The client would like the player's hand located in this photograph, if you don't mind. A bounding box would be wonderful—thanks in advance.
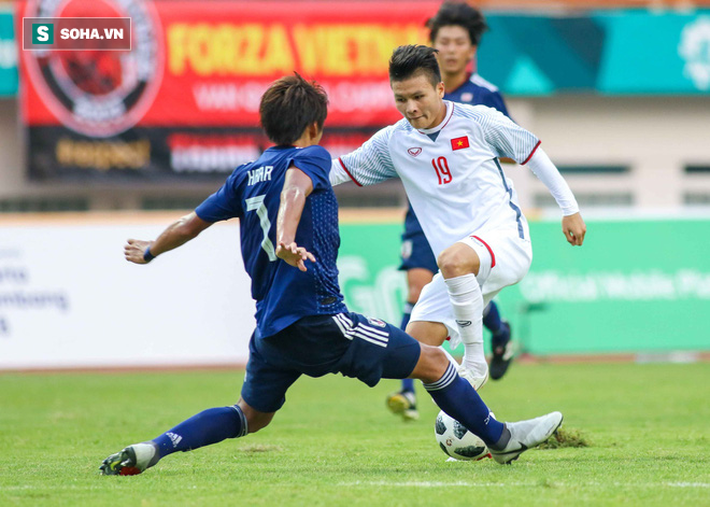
[125,239,152,264]
[562,213,586,246]
[276,241,316,272]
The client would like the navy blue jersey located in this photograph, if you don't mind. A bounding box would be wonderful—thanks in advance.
[403,73,510,243]
[195,145,347,338]
[445,73,510,118]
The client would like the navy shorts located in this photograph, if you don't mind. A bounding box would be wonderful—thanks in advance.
[240,312,421,413]
[400,230,438,273]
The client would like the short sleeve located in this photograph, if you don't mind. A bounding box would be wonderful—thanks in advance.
[469,106,539,164]
[195,170,244,223]
[290,145,332,190]
[338,126,398,186]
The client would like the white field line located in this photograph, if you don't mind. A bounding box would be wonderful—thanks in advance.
[1,482,708,492]
[338,481,710,489]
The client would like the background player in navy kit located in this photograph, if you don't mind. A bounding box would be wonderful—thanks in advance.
[99,74,563,475]
[389,2,514,421]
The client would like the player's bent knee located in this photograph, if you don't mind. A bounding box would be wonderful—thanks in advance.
[437,245,480,278]
[406,321,448,346]
[410,344,448,384]
[237,400,275,434]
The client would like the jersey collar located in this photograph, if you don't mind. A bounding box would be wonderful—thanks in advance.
[417,101,454,136]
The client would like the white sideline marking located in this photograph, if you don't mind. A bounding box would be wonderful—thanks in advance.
[339,481,710,489]
[1,482,708,492]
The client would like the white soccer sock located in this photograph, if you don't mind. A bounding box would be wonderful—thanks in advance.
[444,274,487,377]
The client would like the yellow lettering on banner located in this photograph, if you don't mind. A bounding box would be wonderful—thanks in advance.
[168,23,189,75]
[188,24,212,76]
[214,24,237,75]
[293,23,425,76]
[56,139,150,171]
[168,22,425,77]
[292,24,325,75]
[237,24,263,75]
[262,24,294,74]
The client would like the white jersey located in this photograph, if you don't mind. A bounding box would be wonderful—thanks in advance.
[331,101,540,258]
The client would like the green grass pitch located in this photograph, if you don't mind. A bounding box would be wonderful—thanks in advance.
[1,362,708,506]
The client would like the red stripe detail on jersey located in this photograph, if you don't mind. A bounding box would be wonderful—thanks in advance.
[338,158,362,187]
[521,140,541,165]
[472,235,496,268]
[441,102,455,130]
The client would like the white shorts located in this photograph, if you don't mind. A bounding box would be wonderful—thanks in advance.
[409,223,532,348]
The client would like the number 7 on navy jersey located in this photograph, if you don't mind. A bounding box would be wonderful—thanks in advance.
[245,195,277,261]
[432,157,452,185]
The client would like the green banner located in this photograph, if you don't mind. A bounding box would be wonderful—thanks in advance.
[0,7,16,97]
[479,10,710,95]
[338,219,710,355]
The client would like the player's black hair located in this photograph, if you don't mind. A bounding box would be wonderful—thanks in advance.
[259,73,328,146]
[389,45,441,88]
[427,1,488,46]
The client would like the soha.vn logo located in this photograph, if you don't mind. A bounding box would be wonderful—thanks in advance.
[24,0,164,137]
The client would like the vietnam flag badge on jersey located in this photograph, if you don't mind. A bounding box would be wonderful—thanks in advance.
[451,136,470,151]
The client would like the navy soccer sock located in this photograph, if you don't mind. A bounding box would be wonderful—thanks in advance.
[423,363,504,446]
[400,302,414,330]
[152,405,248,459]
[482,301,503,335]
[400,302,415,394]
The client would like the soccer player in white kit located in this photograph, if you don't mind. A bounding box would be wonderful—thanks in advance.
[330,45,586,388]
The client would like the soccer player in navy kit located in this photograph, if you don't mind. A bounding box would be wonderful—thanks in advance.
[100,74,562,475]
[389,2,515,421]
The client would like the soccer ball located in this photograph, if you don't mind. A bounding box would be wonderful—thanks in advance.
[434,410,490,461]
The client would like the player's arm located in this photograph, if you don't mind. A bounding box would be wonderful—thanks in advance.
[476,106,586,246]
[275,165,316,272]
[124,212,212,265]
[329,127,397,187]
[525,148,586,246]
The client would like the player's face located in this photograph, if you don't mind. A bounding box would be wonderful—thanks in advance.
[392,73,446,130]
[433,25,476,77]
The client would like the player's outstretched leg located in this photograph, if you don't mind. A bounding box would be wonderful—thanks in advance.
[387,302,419,420]
[413,344,561,465]
[100,404,253,476]
[483,302,515,380]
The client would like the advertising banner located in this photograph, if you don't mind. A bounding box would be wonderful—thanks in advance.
[18,0,436,181]
[0,216,254,370]
[0,7,16,97]
[1,214,707,369]
[338,218,710,355]
[479,10,710,96]
[18,2,710,180]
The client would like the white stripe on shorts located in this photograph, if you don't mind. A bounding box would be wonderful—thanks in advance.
[352,331,388,348]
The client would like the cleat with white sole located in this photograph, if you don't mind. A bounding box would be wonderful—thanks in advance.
[490,411,563,465]
[99,442,159,476]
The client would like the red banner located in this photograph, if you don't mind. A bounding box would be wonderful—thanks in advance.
[18,0,437,180]
[20,0,437,132]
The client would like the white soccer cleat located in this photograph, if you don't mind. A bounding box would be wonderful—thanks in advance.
[100,442,159,476]
[490,411,563,465]
[457,365,489,391]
